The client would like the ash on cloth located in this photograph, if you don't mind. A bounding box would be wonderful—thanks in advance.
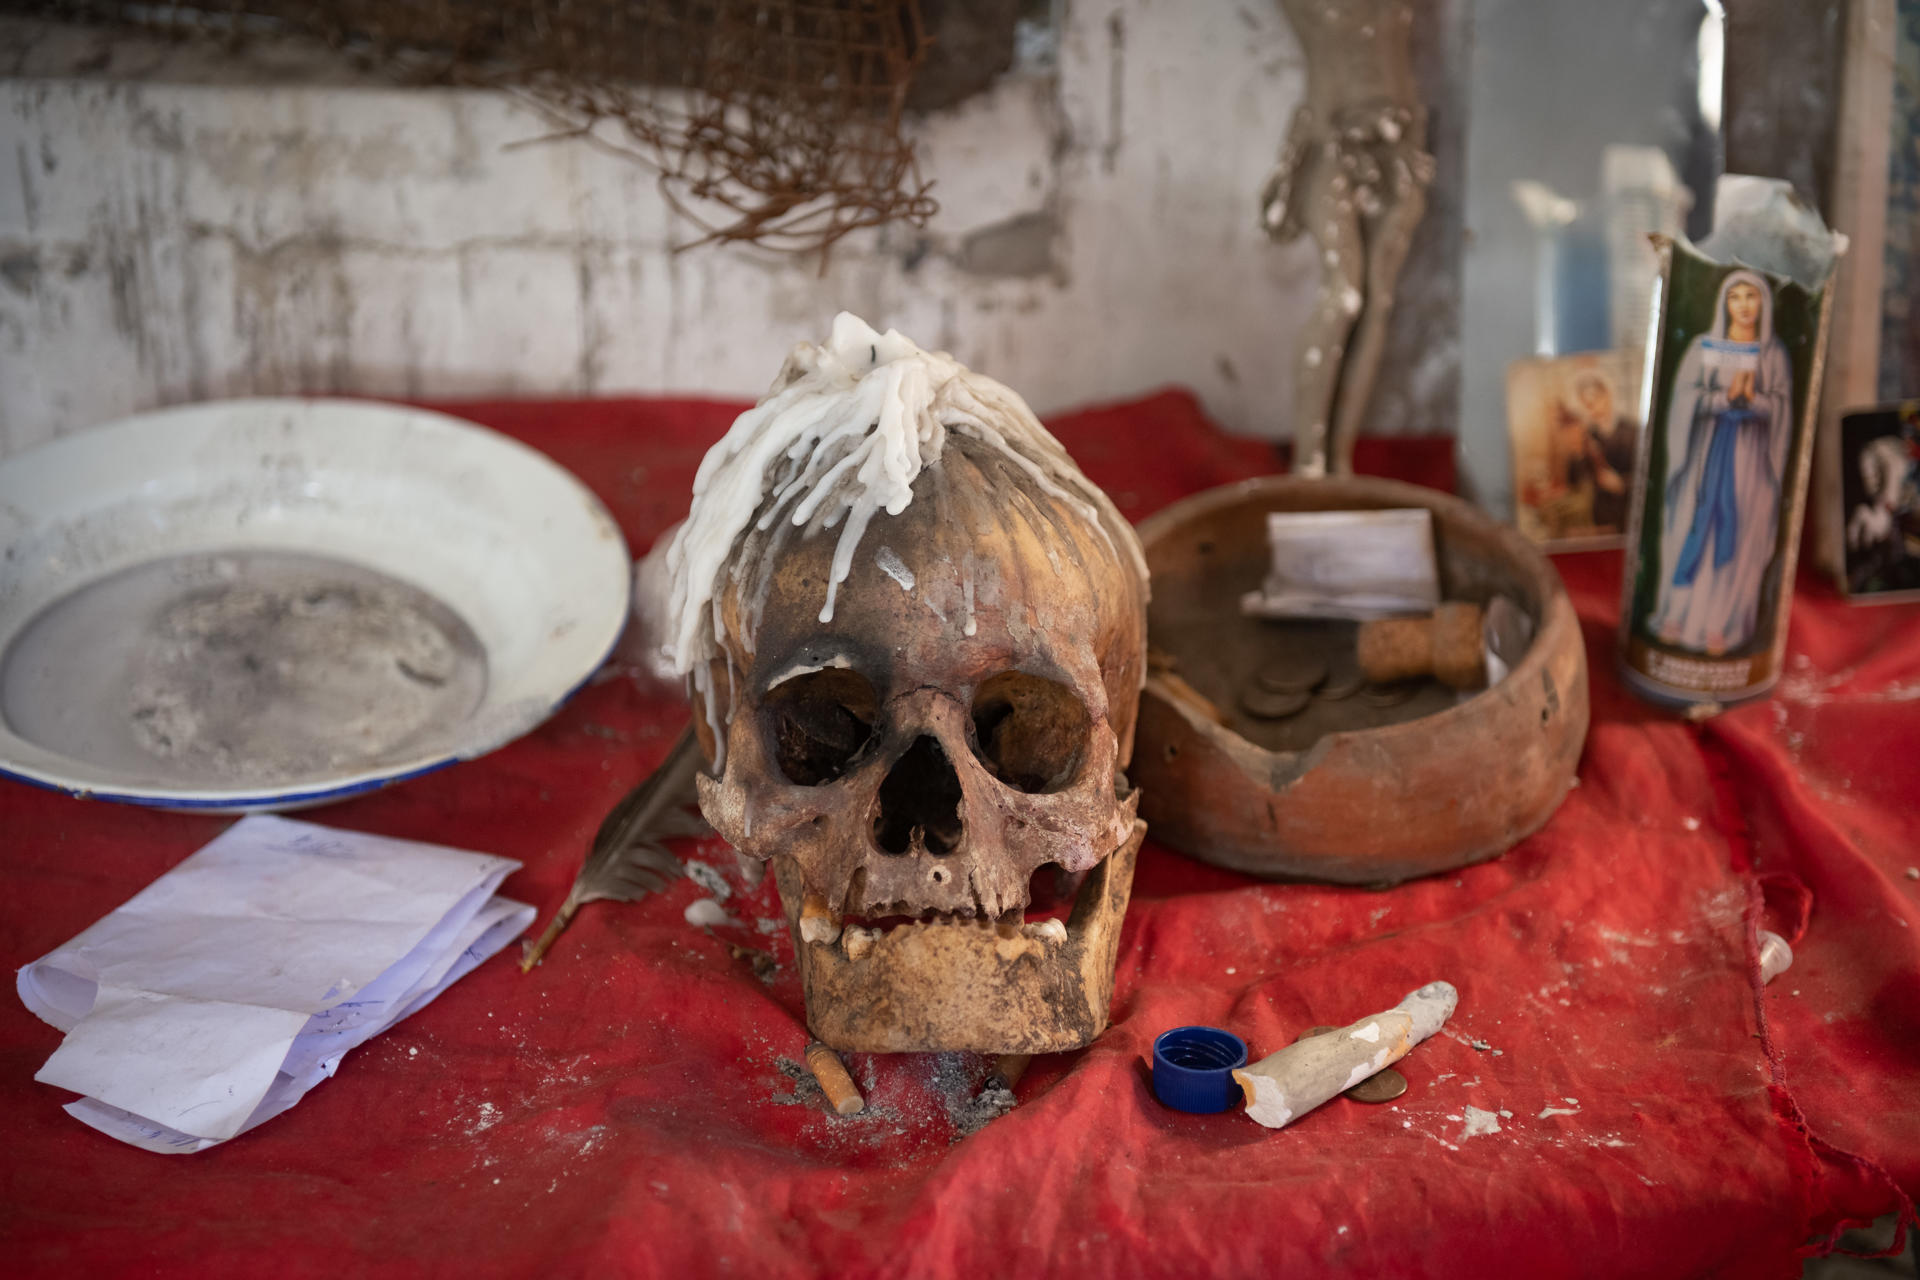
[1618,178,1844,708]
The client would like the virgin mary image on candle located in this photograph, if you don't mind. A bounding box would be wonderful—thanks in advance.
[1649,270,1793,655]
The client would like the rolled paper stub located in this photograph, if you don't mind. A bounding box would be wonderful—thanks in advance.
[1234,981,1458,1129]
[1152,1026,1249,1113]
[1757,930,1794,985]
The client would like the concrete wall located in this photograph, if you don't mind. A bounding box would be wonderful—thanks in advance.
[0,1,1462,461]
[1455,0,1720,514]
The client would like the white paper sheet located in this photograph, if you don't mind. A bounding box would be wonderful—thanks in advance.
[17,815,534,1153]
[1240,509,1442,621]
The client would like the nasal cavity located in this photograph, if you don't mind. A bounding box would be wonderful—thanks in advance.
[872,735,965,856]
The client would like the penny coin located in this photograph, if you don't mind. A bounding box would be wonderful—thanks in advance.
[1345,1068,1408,1103]
[1240,685,1311,719]
[1255,654,1327,694]
[1291,1026,1409,1102]
[1318,672,1364,701]
[1361,681,1417,707]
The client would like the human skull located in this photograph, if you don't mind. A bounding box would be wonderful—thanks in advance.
[666,314,1147,1053]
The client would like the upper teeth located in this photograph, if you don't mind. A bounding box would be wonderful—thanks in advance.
[799,891,841,945]
[799,914,842,945]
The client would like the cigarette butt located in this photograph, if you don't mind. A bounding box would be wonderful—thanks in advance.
[989,1053,1033,1090]
[1233,981,1457,1130]
[805,1042,865,1116]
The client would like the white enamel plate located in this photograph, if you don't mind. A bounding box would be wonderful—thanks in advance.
[0,398,630,811]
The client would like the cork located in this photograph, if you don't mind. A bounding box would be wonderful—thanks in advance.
[1357,602,1486,690]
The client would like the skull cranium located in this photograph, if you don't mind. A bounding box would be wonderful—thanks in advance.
[668,316,1147,1053]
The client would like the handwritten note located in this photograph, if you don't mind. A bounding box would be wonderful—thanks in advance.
[17,816,533,1154]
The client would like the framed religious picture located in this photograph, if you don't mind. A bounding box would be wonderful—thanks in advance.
[1506,350,1641,551]
[1838,402,1920,601]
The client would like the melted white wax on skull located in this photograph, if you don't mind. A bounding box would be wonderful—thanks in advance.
[873,545,916,593]
[664,314,1147,764]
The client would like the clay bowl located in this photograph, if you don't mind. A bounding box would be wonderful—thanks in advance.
[1130,474,1588,885]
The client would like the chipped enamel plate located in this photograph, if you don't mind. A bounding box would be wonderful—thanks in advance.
[0,398,629,811]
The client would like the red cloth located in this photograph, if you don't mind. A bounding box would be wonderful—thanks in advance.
[2,390,1913,1278]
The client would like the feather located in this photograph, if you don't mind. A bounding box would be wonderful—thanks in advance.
[521,722,708,970]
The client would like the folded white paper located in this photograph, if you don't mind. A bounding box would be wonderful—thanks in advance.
[1240,508,1442,621]
[18,815,534,1154]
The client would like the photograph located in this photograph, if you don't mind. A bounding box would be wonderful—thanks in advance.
[1840,401,1920,600]
[1506,350,1640,549]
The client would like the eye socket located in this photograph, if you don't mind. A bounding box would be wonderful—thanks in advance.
[970,671,1090,794]
[762,668,878,786]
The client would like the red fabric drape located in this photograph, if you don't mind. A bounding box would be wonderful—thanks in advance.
[2,391,1912,1278]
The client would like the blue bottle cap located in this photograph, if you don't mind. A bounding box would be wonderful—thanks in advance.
[1151,1025,1249,1114]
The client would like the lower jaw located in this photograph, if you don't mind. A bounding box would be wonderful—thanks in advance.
[775,820,1146,1055]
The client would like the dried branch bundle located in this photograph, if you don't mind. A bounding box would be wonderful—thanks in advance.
[40,0,939,255]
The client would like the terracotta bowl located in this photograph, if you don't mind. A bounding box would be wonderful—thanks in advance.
[1130,475,1588,885]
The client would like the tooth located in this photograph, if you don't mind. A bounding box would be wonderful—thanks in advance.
[1025,919,1068,944]
[843,926,879,960]
[799,891,841,945]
